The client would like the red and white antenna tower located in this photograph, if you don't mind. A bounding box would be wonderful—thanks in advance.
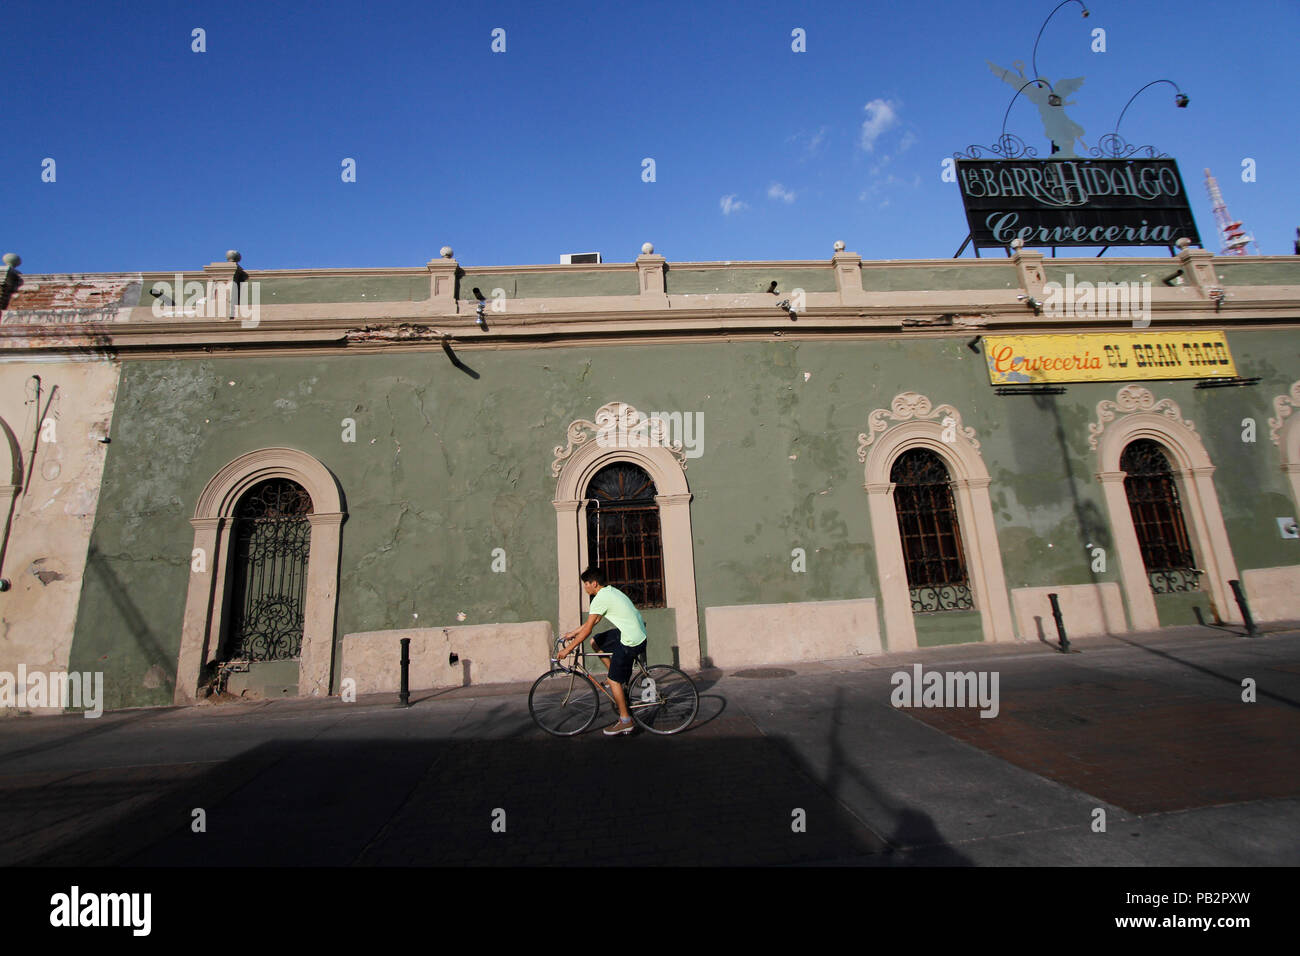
[1204,168,1259,255]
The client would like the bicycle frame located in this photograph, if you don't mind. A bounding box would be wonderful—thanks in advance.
[549,646,657,711]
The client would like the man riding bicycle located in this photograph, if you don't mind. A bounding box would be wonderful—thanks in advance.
[556,567,647,736]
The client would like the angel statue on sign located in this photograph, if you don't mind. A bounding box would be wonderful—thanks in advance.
[988,60,1086,157]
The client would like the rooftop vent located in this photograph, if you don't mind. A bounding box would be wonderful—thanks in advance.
[560,252,602,264]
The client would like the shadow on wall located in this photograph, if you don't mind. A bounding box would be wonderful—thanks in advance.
[81,544,176,702]
[1034,392,1111,568]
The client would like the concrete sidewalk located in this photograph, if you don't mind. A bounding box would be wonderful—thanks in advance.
[0,624,1296,866]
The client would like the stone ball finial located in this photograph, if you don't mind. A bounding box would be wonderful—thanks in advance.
[833,240,845,252]
[226,250,241,263]
[440,246,454,259]
[1175,237,1192,250]
[641,242,654,255]
[2,253,20,268]
[1010,238,1025,250]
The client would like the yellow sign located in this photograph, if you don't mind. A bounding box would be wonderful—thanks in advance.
[984,332,1236,385]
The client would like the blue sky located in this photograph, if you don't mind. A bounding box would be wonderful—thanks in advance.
[3,0,1296,272]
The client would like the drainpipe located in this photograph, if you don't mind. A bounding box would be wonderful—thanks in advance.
[0,259,27,590]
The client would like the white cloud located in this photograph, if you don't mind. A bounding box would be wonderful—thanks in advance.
[860,98,899,152]
[767,182,796,203]
[803,126,827,157]
[898,130,917,153]
[858,172,922,204]
[786,126,828,159]
[720,194,749,215]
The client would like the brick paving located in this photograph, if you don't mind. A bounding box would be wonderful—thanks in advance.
[907,672,1300,814]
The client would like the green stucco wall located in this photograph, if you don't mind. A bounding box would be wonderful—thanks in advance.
[257,274,430,304]
[457,270,638,299]
[664,268,836,295]
[861,264,1020,291]
[70,326,1300,708]
[1214,261,1300,286]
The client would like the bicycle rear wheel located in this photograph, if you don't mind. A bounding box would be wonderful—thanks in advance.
[627,665,698,734]
[529,669,600,736]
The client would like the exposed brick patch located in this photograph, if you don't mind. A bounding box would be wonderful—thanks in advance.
[1,274,141,323]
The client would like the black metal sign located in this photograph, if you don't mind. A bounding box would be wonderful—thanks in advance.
[957,158,1201,250]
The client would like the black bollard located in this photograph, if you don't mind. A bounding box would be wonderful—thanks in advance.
[399,637,411,706]
[1228,580,1260,638]
[1047,592,1070,653]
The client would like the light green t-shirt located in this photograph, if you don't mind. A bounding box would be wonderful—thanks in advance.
[588,585,647,647]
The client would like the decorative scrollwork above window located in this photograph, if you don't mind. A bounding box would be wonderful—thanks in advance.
[552,402,686,478]
[1089,385,1196,452]
[857,392,980,462]
[1268,381,1300,446]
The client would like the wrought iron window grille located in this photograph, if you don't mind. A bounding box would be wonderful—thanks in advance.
[225,479,313,662]
[585,463,666,608]
[1121,440,1200,593]
[891,449,974,613]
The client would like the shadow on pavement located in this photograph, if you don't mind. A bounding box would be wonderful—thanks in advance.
[3,705,968,866]
[1109,633,1300,709]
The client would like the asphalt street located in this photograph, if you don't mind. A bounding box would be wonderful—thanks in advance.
[1,623,1296,867]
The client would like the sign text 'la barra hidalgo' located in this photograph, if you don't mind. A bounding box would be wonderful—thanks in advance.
[957,158,1202,250]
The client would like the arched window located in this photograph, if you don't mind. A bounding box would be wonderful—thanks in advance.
[890,449,973,613]
[180,448,344,703]
[223,478,314,662]
[1121,439,1199,593]
[585,462,665,607]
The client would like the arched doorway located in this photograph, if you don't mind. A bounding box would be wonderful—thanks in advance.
[859,392,1015,651]
[177,448,345,703]
[1091,385,1239,629]
[552,403,700,669]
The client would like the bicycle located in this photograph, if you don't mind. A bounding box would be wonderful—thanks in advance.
[528,634,699,736]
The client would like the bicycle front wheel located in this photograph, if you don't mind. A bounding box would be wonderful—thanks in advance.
[529,669,600,737]
[627,665,698,734]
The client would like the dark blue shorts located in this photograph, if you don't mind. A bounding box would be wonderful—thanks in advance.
[594,629,646,684]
